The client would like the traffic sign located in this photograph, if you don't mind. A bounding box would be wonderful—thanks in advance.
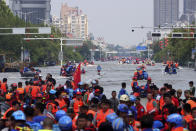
[58,51,63,61]
[136,46,147,51]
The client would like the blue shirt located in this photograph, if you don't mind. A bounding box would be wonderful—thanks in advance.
[33,116,47,125]
[118,88,129,99]
[26,121,42,131]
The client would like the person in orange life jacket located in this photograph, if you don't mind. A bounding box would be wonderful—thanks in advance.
[72,105,89,129]
[46,90,59,114]
[2,101,20,120]
[169,89,179,108]
[35,93,43,103]
[1,78,8,96]
[33,102,47,125]
[70,91,84,114]
[183,90,191,104]
[131,77,139,93]
[146,93,157,113]
[10,83,17,93]
[135,97,146,120]
[94,99,114,128]
[182,103,193,126]
[118,82,129,99]
[16,82,25,101]
[128,110,141,131]
[55,91,67,112]
[159,87,166,111]
[74,113,89,131]
[140,114,154,131]
[188,107,196,131]
[109,90,119,112]
[162,93,177,123]
[1,110,15,131]
[24,106,42,130]
[84,87,93,105]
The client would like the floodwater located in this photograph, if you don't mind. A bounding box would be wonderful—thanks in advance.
[1,61,196,100]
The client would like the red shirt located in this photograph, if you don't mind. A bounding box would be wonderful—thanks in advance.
[171,96,179,107]
[136,104,146,120]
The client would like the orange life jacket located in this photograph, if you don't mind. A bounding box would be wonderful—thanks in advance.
[72,113,78,129]
[183,114,193,123]
[1,83,7,93]
[46,102,58,114]
[159,96,165,110]
[55,98,67,112]
[16,88,24,94]
[96,109,114,127]
[73,98,84,113]
[25,85,30,94]
[2,107,15,120]
[171,127,186,131]
[31,86,40,98]
[187,100,196,109]
[146,99,156,113]
[130,120,140,131]
[87,110,96,117]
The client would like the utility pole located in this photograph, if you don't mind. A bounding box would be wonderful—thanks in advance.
[194,13,196,71]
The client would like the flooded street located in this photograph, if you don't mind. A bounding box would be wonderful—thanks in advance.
[1,61,196,100]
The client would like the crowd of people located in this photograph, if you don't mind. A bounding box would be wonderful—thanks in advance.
[0,71,195,131]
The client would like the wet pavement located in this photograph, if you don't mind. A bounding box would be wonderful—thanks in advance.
[1,61,196,100]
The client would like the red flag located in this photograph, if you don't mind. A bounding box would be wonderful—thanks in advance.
[73,64,81,90]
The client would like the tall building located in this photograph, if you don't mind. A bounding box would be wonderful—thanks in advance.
[154,0,179,27]
[182,0,196,24]
[60,4,88,39]
[9,0,51,25]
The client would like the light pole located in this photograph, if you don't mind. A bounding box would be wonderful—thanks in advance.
[18,11,34,26]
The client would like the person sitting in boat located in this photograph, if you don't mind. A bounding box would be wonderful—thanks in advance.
[131,77,139,92]
[165,65,169,73]
[97,65,102,75]
[23,67,30,73]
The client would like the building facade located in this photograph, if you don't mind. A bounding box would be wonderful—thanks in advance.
[154,0,179,27]
[9,0,51,25]
[183,0,196,24]
[60,4,88,39]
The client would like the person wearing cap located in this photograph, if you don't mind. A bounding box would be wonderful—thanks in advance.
[88,88,106,103]
[118,82,129,99]
[94,99,114,128]
[46,90,59,114]
[119,94,130,106]
[11,110,32,131]
[24,106,42,131]
[58,115,72,131]
[135,97,146,120]
[115,104,134,131]
[167,113,188,131]
[70,91,84,114]
[33,102,47,125]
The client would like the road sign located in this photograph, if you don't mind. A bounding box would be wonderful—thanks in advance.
[136,46,147,51]
[58,51,63,61]
[192,49,196,54]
